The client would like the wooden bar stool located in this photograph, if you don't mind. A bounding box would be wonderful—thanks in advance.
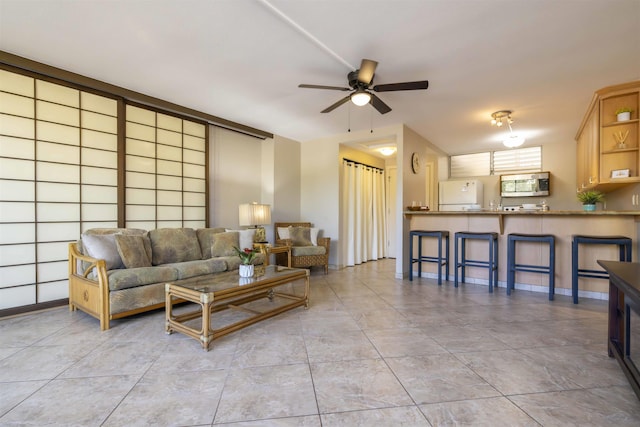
[507,233,556,300]
[409,230,449,285]
[571,235,632,304]
[454,231,499,292]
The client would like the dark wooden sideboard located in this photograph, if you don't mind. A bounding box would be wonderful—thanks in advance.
[598,260,640,399]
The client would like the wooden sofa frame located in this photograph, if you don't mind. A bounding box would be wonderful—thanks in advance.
[68,242,148,331]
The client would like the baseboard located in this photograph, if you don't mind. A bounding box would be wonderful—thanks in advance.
[413,272,609,301]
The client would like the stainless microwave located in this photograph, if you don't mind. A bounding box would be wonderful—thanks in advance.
[500,172,550,197]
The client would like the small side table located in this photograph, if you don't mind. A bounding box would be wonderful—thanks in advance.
[253,243,292,267]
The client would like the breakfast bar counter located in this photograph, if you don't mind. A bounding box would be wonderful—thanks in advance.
[405,209,640,234]
[405,210,640,299]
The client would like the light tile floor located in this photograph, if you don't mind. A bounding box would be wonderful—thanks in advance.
[1,259,640,426]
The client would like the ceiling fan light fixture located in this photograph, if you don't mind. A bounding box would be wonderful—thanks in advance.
[351,90,371,106]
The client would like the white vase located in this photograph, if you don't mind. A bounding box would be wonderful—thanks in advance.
[239,264,254,277]
[617,112,631,122]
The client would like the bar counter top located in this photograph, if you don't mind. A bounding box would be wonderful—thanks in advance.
[404,209,640,216]
[405,209,640,235]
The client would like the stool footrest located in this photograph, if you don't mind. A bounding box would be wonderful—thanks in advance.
[412,256,447,265]
[576,268,609,280]
[456,260,496,268]
[513,264,552,274]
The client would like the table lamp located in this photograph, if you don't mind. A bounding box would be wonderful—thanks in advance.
[238,202,271,243]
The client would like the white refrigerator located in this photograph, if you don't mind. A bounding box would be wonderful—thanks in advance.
[438,180,484,211]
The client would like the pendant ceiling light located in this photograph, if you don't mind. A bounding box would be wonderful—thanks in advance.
[491,110,525,148]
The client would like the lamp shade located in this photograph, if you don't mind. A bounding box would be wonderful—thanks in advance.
[238,203,271,226]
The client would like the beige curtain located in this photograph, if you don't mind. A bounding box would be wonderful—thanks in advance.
[342,159,387,266]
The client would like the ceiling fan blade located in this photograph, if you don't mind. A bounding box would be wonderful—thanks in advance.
[321,95,351,113]
[299,84,351,91]
[357,59,378,85]
[370,93,392,114]
[373,80,429,92]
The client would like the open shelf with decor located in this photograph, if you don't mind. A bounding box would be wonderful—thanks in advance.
[576,81,639,192]
[600,87,639,185]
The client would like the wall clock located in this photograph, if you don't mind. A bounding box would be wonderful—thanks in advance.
[411,152,421,174]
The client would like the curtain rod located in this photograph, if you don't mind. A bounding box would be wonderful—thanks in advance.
[343,158,384,172]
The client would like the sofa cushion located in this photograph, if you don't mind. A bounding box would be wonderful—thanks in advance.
[289,227,313,246]
[291,246,326,256]
[149,228,202,265]
[165,259,227,279]
[196,227,226,259]
[115,234,152,268]
[81,233,124,270]
[107,266,178,291]
[210,232,239,257]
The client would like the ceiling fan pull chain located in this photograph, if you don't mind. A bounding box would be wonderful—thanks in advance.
[370,108,373,133]
[348,102,351,132]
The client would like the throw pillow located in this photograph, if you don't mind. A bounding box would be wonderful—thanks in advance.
[289,226,312,246]
[310,227,319,246]
[115,234,152,268]
[81,233,124,270]
[277,227,290,240]
[225,229,256,251]
[148,228,202,265]
[196,228,226,259]
[211,231,239,257]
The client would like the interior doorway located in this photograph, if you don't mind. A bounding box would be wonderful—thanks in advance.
[425,162,435,210]
[386,166,397,258]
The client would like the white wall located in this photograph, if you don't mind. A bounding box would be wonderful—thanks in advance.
[272,135,301,243]
[210,126,265,228]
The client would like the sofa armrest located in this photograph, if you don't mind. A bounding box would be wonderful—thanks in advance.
[318,237,330,257]
[68,242,111,330]
[276,238,293,246]
[69,242,107,279]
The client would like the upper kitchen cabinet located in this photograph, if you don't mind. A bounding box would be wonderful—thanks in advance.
[576,99,599,191]
[576,81,640,192]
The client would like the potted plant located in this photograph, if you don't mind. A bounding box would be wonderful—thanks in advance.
[615,107,633,122]
[577,190,604,212]
[234,246,258,277]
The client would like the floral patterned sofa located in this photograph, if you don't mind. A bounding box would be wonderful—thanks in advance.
[68,227,264,330]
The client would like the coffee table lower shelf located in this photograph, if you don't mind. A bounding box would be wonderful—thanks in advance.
[165,266,309,351]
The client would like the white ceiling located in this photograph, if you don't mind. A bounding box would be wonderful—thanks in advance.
[1,0,639,156]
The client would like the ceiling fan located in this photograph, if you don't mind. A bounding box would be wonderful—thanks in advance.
[298,58,429,115]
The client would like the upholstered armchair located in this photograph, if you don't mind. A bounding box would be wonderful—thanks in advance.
[274,222,330,274]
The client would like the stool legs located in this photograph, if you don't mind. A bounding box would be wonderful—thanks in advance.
[409,231,449,285]
[454,232,498,292]
[571,238,578,304]
[572,236,633,304]
[507,234,555,301]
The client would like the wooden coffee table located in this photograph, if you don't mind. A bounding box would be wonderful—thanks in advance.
[165,265,309,351]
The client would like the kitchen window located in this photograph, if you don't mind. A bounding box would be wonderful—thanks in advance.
[450,146,542,178]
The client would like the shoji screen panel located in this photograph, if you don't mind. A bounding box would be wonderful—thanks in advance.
[0,69,118,310]
[125,105,206,229]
